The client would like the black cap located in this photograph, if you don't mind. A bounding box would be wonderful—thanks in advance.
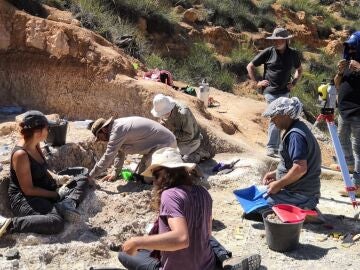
[20,110,54,129]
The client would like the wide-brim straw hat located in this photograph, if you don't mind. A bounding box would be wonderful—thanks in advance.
[266,27,293,40]
[141,147,196,178]
[90,117,113,136]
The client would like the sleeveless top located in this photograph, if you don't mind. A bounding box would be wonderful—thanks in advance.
[277,120,321,197]
[8,145,57,202]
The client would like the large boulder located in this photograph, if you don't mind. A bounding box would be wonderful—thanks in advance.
[202,26,238,55]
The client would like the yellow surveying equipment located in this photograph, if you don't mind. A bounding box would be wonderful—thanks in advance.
[317,79,337,109]
[317,82,328,102]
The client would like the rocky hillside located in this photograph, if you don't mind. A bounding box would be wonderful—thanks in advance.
[8,0,358,119]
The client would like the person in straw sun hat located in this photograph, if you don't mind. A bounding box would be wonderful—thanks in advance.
[88,116,177,184]
[117,147,261,270]
[151,94,211,163]
[247,27,303,158]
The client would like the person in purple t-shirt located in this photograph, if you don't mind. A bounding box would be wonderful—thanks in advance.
[117,147,261,270]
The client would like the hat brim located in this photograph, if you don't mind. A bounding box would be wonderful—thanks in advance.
[266,35,293,40]
[141,162,196,178]
[95,117,113,136]
[47,120,57,126]
[151,100,176,118]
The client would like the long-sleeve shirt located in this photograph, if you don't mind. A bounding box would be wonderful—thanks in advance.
[89,116,176,178]
[162,103,201,156]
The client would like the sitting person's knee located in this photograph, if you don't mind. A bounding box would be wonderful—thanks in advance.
[47,213,65,234]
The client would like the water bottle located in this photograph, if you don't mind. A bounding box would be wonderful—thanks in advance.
[198,79,209,107]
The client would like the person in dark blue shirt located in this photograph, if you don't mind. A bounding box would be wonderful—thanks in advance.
[244,97,321,221]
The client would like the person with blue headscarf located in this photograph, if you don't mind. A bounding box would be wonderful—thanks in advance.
[333,31,360,197]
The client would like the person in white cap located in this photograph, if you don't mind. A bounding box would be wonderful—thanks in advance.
[151,94,211,163]
[88,116,176,183]
[117,147,261,270]
[247,27,303,158]
[244,97,321,221]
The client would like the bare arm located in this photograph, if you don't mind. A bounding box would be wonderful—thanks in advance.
[334,73,342,91]
[247,62,269,89]
[334,59,348,91]
[262,169,277,185]
[293,65,303,83]
[89,130,126,179]
[246,62,257,82]
[122,217,189,255]
[267,160,307,194]
[13,150,58,199]
[287,65,303,90]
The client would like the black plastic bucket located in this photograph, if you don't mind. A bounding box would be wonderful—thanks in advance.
[58,167,89,177]
[262,210,303,252]
[46,120,68,146]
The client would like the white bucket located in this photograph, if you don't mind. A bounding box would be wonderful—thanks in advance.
[198,80,209,106]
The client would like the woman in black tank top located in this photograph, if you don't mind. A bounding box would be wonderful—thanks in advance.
[0,111,88,238]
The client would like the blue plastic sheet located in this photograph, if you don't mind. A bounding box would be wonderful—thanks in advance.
[233,185,269,214]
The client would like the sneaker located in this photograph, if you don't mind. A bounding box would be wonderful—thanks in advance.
[222,254,261,270]
[266,149,279,158]
[55,198,81,223]
[339,186,360,198]
[329,163,354,173]
[0,215,11,238]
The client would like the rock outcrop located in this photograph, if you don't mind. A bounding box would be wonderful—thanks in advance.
[0,0,254,158]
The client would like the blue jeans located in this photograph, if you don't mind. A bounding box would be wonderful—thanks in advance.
[118,237,230,270]
[257,185,319,210]
[338,115,360,185]
[264,92,290,151]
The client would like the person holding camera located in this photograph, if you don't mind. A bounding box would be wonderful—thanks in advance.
[333,31,360,197]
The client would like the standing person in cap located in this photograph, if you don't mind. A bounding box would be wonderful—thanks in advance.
[247,27,303,158]
[117,147,261,270]
[151,94,211,163]
[244,97,321,220]
[332,31,360,197]
[88,116,176,183]
[0,111,88,238]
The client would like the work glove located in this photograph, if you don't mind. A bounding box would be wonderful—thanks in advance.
[48,170,73,186]
[56,184,72,201]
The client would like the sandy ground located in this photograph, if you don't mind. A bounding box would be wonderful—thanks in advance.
[0,92,358,270]
[0,151,359,270]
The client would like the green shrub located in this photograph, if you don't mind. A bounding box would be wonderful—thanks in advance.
[225,46,255,78]
[293,50,338,121]
[145,43,235,92]
[291,71,325,121]
[203,0,275,32]
[212,70,235,92]
[279,0,326,16]
[290,41,306,60]
[107,0,178,35]
[145,54,176,71]
[340,4,360,21]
